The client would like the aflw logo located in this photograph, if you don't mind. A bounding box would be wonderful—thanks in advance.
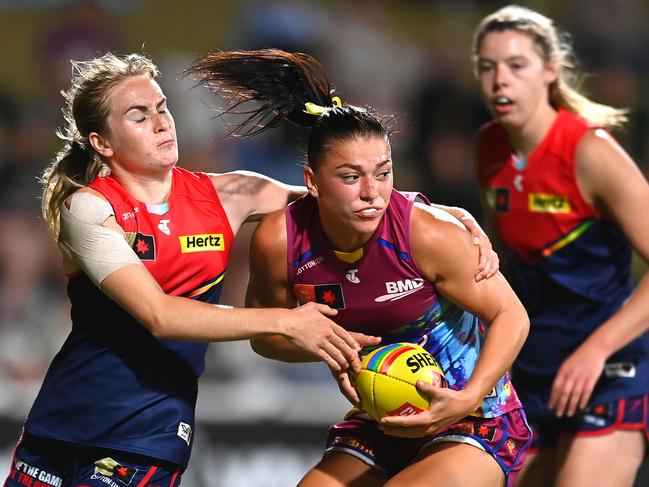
[374,278,425,302]
[179,234,224,253]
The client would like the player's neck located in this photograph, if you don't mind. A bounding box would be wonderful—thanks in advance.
[112,168,173,204]
[509,104,557,159]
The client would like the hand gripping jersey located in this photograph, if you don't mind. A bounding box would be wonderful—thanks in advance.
[286,190,521,418]
[476,108,649,405]
[25,167,234,466]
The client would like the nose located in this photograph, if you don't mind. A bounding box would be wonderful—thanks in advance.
[154,112,170,132]
[360,177,378,202]
[493,64,509,89]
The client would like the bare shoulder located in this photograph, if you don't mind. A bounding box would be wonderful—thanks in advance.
[410,203,476,280]
[577,128,629,165]
[411,202,470,243]
[576,128,642,206]
[250,208,287,254]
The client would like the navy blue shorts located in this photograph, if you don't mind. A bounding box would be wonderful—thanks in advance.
[4,431,182,487]
[526,394,649,452]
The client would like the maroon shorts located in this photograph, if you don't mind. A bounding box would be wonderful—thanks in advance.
[325,408,532,486]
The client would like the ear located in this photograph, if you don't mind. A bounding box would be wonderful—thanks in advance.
[304,166,318,198]
[88,132,113,158]
[544,60,559,85]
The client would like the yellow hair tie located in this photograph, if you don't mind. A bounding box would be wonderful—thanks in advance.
[303,96,342,116]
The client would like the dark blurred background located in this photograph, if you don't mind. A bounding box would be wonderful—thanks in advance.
[0,1,647,485]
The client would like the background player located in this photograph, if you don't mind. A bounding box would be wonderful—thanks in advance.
[472,5,649,486]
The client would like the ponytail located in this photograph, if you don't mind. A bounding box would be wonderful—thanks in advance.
[186,48,395,168]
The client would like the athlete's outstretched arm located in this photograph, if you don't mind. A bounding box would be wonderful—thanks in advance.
[61,188,363,373]
[380,203,529,437]
[547,129,649,416]
[209,171,305,231]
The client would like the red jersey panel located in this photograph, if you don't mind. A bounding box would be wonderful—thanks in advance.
[477,109,599,263]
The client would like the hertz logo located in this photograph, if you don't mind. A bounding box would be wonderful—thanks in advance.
[528,193,571,213]
[179,234,224,253]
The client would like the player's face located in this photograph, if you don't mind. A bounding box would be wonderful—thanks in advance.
[305,135,393,251]
[476,30,557,129]
[92,75,178,176]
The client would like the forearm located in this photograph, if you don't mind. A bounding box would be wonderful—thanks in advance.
[101,264,289,342]
[581,273,649,357]
[147,296,290,341]
[463,307,529,404]
[251,336,320,362]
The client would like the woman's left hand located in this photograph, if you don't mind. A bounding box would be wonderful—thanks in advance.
[378,382,478,438]
[548,342,607,417]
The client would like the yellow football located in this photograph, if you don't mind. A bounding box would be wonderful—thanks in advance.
[353,342,446,422]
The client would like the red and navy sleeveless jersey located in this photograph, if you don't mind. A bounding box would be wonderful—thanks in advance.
[476,109,649,404]
[26,166,234,466]
[286,190,522,417]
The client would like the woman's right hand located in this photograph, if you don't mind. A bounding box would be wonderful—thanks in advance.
[280,302,380,373]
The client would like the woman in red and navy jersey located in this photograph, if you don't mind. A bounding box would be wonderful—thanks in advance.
[188,49,531,487]
[472,5,649,486]
[3,52,385,487]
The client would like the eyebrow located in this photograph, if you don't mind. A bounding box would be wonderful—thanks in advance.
[335,159,392,170]
[478,55,527,63]
[123,97,167,115]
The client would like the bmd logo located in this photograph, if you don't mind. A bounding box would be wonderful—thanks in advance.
[374,278,424,302]
[179,234,224,253]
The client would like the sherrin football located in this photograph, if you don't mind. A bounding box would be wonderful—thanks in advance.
[353,342,446,422]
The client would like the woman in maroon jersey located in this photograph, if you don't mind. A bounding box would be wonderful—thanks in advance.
[187,48,531,487]
[472,5,649,486]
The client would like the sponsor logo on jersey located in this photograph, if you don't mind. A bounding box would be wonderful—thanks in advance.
[121,206,139,222]
[513,174,524,192]
[132,233,155,261]
[293,283,346,309]
[93,457,138,486]
[178,421,192,446]
[295,255,324,275]
[179,234,224,253]
[528,193,571,213]
[374,278,424,302]
[346,268,360,284]
[11,459,63,487]
[158,219,171,235]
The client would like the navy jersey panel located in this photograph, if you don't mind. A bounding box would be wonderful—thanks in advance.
[25,273,216,466]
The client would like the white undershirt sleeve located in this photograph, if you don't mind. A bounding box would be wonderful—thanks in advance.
[59,192,143,287]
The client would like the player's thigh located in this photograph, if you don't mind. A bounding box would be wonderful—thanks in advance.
[298,451,389,487]
[385,442,504,487]
[514,448,558,487]
[555,430,645,487]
